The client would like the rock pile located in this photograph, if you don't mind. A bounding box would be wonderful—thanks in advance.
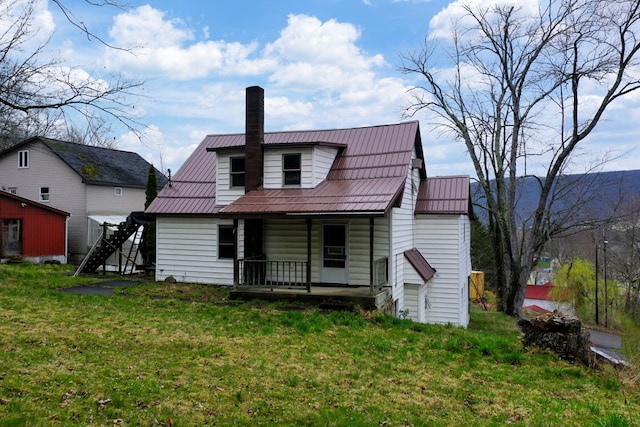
[518,312,593,365]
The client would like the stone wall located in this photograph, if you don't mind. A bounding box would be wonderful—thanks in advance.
[518,312,593,366]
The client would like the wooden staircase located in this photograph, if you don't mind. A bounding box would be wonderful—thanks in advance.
[74,216,143,275]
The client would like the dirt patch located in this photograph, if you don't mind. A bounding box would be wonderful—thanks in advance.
[60,280,139,295]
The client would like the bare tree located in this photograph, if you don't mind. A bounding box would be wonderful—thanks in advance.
[0,0,143,148]
[607,195,640,316]
[401,0,640,315]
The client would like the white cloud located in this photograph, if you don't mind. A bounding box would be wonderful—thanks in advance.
[265,14,384,81]
[109,5,193,48]
[0,0,55,52]
[104,5,267,80]
[82,7,420,173]
[428,0,539,39]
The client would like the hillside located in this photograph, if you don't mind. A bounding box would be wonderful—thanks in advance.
[470,169,640,224]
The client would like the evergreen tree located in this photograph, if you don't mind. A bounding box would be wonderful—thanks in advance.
[142,164,158,266]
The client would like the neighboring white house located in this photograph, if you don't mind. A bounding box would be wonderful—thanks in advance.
[0,137,167,263]
[147,86,472,326]
[523,281,573,315]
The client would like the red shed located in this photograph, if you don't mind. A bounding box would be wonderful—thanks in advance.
[0,190,70,263]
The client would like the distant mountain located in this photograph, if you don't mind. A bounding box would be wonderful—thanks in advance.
[470,169,640,225]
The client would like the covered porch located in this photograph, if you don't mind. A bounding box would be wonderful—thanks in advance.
[228,213,392,309]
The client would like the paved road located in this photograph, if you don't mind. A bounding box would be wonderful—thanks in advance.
[588,329,626,364]
[589,329,622,349]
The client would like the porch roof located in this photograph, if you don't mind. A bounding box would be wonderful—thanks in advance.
[220,177,405,217]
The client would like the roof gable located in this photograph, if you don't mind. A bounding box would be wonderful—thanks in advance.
[8,137,167,188]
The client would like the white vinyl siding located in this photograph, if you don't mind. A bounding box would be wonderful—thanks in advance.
[389,157,420,309]
[404,284,420,322]
[86,185,145,215]
[313,146,339,186]
[264,147,313,189]
[155,216,239,285]
[414,214,470,327]
[216,151,246,205]
[404,261,426,286]
[263,217,389,286]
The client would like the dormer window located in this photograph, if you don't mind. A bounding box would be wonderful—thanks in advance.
[230,156,245,188]
[283,153,301,186]
[18,150,29,168]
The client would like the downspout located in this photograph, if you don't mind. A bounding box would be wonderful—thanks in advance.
[306,219,311,292]
[369,217,374,296]
[233,219,239,287]
[55,208,74,265]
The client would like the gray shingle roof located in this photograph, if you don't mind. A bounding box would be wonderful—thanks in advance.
[6,137,167,188]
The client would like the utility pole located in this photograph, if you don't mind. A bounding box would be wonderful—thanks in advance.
[604,237,608,328]
[595,239,599,325]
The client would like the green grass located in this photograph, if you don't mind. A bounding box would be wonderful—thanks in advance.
[0,263,638,426]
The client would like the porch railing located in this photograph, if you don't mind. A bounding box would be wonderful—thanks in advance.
[239,257,310,292]
[373,256,389,287]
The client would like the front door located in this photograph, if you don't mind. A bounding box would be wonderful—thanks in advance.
[322,224,347,284]
[2,219,22,257]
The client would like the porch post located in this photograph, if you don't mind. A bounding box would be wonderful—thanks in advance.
[369,217,374,295]
[233,219,239,287]
[306,218,312,293]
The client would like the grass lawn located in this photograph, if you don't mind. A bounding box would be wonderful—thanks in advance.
[0,263,638,426]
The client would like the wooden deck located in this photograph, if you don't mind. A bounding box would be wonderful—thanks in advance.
[230,285,393,311]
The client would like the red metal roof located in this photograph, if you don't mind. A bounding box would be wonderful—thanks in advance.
[221,177,406,216]
[0,190,70,217]
[415,175,471,215]
[148,121,421,216]
[522,305,552,314]
[404,248,436,282]
[524,282,554,300]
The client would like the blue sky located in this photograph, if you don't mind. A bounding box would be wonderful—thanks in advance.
[26,1,640,177]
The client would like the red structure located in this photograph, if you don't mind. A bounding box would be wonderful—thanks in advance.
[0,191,69,263]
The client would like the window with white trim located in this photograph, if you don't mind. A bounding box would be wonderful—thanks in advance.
[8,187,17,195]
[282,153,301,186]
[39,187,50,203]
[18,150,29,168]
[230,157,245,188]
[114,187,123,196]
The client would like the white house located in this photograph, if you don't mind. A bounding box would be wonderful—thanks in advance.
[147,86,472,326]
[0,137,167,263]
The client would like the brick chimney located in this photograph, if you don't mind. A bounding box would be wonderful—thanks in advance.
[245,86,264,193]
[244,86,264,259]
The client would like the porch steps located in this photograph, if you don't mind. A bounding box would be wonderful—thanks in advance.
[75,215,142,275]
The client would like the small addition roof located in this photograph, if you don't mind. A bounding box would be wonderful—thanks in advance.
[404,248,436,282]
[415,175,472,216]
